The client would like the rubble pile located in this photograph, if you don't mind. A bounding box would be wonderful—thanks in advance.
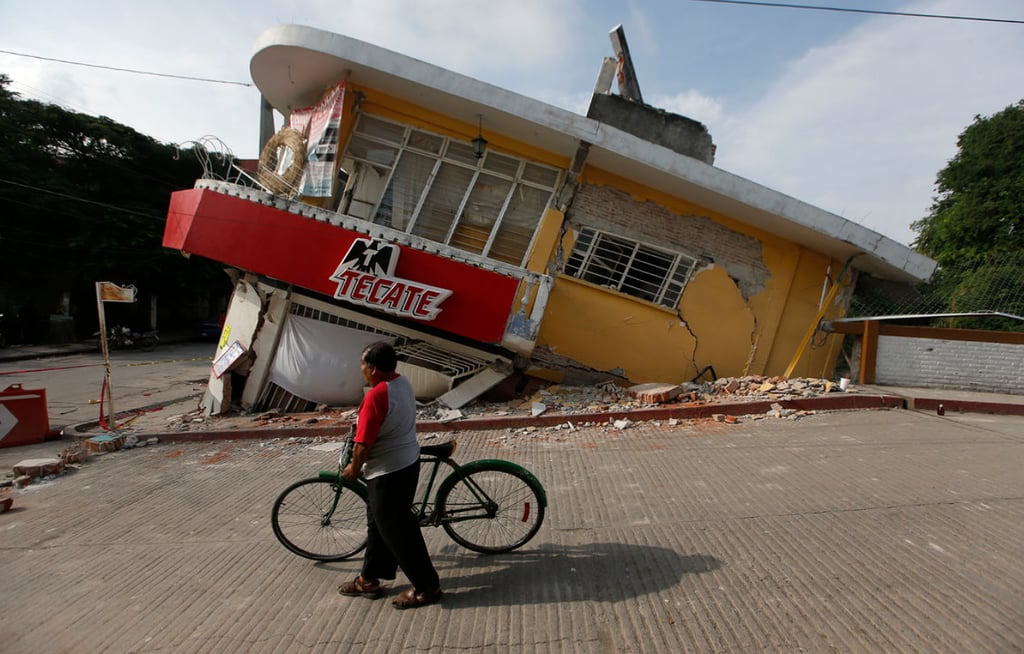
[419,375,843,423]
[102,375,848,436]
[705,376,838,402]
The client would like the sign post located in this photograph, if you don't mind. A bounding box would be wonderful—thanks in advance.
[95,282,137,428]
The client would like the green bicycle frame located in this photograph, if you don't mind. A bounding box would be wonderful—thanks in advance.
[315,453,546,528]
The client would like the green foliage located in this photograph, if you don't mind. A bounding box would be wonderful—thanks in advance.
[944,262,1024,331]
[912,99,1024,268]
[901,99,1024,332]
[0,74,230,340]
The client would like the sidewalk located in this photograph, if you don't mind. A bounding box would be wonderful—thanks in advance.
[0,331,198,365]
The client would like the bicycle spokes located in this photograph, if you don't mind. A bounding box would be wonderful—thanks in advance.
[437,464,545,553]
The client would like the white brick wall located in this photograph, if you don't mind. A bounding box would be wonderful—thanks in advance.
[876,335,1024,393]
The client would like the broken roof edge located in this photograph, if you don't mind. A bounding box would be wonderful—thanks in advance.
[250,24,936,284]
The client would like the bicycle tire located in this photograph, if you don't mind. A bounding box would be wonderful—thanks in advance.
[436,461,546,554]
[271,477,367,561]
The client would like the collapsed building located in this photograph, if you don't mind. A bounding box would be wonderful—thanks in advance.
[162,24,936,415]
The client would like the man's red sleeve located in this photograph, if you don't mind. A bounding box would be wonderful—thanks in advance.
[354,382,389,449]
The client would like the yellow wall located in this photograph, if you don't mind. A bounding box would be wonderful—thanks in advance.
[681,265,756,378]
[534,171,846,382]
[536,276,698,382]
[759,254,852,378]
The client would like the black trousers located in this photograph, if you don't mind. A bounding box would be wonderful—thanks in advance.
[362,460,440,592]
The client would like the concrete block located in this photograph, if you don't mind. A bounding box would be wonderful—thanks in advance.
[84,434,125,453]
[13,458,65,478]
[628,383,682,404]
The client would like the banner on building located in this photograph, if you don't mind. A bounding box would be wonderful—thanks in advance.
[288,81,346,198]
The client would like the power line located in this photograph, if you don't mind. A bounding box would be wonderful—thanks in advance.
[0,177,162,220]
[0,49,253,87]
[689,0,1024,25]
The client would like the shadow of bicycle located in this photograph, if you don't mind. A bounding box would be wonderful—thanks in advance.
[424,541,722,608]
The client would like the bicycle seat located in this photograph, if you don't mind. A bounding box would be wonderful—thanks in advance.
[419,440,457,459]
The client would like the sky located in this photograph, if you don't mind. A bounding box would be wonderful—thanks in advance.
[2,0,1023,247]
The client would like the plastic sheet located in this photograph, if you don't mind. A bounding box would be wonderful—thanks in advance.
[268,315,392,406]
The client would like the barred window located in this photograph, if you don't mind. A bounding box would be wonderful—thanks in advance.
[339,114,561,267]
[564,227,696,309]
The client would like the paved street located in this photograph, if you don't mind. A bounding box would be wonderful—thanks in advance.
[0,342,214,433]
[1,408,1022,652]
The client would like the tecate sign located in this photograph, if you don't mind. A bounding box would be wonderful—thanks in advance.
[330,238,452,320]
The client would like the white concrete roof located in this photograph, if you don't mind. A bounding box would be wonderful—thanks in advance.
[251,24,936,283]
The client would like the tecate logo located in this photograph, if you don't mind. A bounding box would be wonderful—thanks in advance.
[329,238,452,320]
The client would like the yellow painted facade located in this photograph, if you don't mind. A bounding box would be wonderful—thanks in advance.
[326,83,847,384]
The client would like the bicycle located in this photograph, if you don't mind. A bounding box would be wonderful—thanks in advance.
[271,439,547,561]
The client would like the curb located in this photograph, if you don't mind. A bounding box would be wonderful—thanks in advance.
[87,393,909,445]
[0,345,98,365]
[908,397,1024,416]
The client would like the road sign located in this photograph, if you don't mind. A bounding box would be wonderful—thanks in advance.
[0,384,50,448]
[0,404,16,440]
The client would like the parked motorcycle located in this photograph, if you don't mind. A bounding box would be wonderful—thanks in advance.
[97,325,159,352]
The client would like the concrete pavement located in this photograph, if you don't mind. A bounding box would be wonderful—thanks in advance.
[1,408,1022,652]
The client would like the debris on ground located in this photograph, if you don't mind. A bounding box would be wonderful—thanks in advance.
[81,375,845,437]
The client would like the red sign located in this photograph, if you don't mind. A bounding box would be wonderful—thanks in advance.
[164,188,519,343]
[330,239,452,320]
[0,384,50,448]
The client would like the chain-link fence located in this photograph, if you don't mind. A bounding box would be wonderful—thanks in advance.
[848,250,1024,331]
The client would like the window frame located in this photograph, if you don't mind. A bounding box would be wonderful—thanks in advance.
[340,114,562,267]
[565,227,697,309]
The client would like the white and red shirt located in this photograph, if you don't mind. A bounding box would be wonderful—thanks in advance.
[354,374,420,479]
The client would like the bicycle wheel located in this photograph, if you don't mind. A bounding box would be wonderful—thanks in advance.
[271,477,367,561]
[436,462,546,554]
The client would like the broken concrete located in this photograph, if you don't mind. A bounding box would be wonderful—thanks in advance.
[84,434,125,453]
[13,458,65,478]
[628,383,682,404]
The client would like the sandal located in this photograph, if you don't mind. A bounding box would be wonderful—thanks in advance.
[338,576,383,599]
[392,586,443,610]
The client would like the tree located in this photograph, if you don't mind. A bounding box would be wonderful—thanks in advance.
[913,99,1024,266]
[0,75,230,341]
[911,99,1024,331]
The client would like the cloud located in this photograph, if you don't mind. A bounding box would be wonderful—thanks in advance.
[1,0,584,158]
[651,90,725,129]
[305,0,583,87]
[710,0,1024,245]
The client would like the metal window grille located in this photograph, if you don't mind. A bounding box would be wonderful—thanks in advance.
[341,114,562,267]
[565,227,697,309]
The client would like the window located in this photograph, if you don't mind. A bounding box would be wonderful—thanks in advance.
[564,227,697,309]
[339,115,561,267]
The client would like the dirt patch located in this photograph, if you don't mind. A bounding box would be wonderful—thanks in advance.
[201,447,233,465]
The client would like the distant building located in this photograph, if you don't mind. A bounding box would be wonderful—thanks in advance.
[163,24,935,414]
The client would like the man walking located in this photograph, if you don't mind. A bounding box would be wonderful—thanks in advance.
[339,341,443,609]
